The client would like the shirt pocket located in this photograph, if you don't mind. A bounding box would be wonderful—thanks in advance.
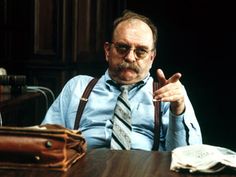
[132,103,154,133]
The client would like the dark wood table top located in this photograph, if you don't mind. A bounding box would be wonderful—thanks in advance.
[0,149,235,177]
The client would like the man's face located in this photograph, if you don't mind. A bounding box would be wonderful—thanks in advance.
[104,19,156,85]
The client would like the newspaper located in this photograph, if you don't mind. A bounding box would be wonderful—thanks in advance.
[170,144,236,173]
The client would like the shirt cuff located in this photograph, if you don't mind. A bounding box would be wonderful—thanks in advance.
[168,111,185,131]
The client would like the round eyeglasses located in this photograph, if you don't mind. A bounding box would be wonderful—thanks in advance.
[111,42,154,60]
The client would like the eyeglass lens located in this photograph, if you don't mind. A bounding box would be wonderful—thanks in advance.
[112,43,151,59]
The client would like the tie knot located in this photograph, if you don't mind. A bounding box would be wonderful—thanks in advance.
[120,85,132,92]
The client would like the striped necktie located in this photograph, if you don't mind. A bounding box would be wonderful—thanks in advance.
[110,85,132,150]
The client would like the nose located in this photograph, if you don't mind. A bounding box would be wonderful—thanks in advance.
[124,49,136,62]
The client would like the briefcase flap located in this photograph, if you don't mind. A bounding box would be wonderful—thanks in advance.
[0,124,86,171]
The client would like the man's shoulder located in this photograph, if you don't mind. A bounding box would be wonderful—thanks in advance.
[63,75,95,91]
[69,75,96,84]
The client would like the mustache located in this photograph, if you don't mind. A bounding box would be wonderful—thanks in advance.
[117,61,140,73]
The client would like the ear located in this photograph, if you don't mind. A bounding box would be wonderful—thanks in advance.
[150,49,157,61]
[104,42,110,62]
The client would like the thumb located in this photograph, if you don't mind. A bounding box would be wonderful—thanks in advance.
[156,69,167,87]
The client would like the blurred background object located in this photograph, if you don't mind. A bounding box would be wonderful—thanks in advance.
[0,67,10,94]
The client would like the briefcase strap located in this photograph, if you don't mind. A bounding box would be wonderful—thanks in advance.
[74,78,161,151]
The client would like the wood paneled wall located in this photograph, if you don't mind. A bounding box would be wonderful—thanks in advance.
[0,0,127,96]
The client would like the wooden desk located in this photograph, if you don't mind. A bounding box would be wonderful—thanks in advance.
[0,149,235,177]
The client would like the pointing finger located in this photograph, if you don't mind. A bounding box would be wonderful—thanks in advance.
[168,72,182,83]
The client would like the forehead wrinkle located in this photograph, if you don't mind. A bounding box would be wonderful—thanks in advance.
[113,19,153,48]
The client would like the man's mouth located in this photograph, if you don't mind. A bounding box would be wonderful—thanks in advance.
[118,62,140,73]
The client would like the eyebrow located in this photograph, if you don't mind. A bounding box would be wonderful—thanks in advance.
[116,42,150,50]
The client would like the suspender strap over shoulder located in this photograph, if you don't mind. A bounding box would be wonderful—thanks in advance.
[73,78,161,151]
[73,78,99,130]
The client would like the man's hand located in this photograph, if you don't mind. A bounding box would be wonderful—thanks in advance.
[153,69,185,115]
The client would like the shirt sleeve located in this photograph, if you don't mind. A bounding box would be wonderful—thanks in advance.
[41,79,72,126]
[42,75,93,128]
[161,86,202,151]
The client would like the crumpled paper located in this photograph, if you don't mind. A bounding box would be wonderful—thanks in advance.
[170,144,236,173]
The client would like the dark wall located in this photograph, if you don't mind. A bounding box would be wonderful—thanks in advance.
[127,0,236,150]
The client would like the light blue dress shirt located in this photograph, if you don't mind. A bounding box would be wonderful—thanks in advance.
[42,70,202,151]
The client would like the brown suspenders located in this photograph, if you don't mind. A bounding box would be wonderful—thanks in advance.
[73,78,99,130]
[74,78,161,151]
[152,82,161,150]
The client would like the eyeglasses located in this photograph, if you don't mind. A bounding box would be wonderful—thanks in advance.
[111,42,154,60]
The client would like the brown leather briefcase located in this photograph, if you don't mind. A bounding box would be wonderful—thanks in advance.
[0,124,86,171]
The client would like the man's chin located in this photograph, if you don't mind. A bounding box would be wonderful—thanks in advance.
[121,69,137,77]
[118,72,139,84]
[110,69,140,84]
[123,69,136,76]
